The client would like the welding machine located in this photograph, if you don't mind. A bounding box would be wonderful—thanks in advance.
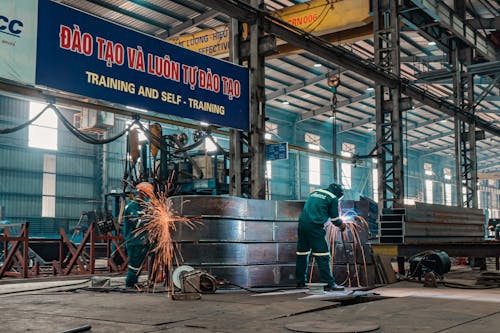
[409,250,451,280]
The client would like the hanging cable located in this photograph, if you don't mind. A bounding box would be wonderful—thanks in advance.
[0,102,137,145]
[50,105,136,145]
[0,104,52,134]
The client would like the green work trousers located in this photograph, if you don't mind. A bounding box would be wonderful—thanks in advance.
[126,244,149,287]
[295,222,335,287]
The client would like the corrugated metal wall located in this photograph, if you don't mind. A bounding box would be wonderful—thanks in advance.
[0,93,498,237]
[0,96,97,235]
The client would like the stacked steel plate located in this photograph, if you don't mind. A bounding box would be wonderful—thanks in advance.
[170,195,374,287]
[379,202,486,244]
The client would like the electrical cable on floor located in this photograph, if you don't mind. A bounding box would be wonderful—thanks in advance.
[221,281,295,293]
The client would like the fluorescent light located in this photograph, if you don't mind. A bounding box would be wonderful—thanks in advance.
[200,121,210,127]
[428,41,437,46]
[126,105,148,113]
[366,87,374,91]
[282,100,290,105]
[440,119,447,123]
[314,63,322,68]
[265,133,272,140]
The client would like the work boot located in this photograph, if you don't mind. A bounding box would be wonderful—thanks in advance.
[324,284,344,291]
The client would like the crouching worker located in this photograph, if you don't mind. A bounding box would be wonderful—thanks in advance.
[123,182,154,288]
[295,183,346,291]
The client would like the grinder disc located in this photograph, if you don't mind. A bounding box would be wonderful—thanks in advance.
[172,265,194,289]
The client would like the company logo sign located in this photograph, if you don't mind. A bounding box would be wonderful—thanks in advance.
[0,15,24,37]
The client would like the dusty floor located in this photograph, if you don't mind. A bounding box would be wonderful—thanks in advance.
[1,270,500,333]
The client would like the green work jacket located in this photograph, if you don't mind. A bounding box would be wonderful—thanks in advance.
[123,200,149,247]
[299,188,342,226]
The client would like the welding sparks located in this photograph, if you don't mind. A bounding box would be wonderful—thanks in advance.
[323,212,370,287]
[136,191,199,293]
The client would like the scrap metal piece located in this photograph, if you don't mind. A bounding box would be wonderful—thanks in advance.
[58,325,91,333]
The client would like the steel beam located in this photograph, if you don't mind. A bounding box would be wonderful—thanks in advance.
[424,142,500,156]
[158,10,219,38]
[298,92,374,122]
[467,17,500,30]
[265,70,344,101]
[408,131,453,147]
[402,0,498,61]
[194,0,500,137]
[85,0,173,31]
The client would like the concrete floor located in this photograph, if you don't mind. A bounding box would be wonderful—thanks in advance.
[1,274,500,333]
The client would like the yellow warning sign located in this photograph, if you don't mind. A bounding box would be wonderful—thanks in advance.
[167,25,230,58]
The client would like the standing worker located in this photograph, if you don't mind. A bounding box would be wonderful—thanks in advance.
[296,183,346,291]
[123,182,154,288]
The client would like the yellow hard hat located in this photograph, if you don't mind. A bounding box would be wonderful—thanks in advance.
[136,182,154,198]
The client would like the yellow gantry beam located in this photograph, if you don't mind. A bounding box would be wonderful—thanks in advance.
[167,0,372,58]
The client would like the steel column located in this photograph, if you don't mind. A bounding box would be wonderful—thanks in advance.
[453,1,478,208]
[373,0,404,209]
[248,0,266,199]
[229,19,243,197]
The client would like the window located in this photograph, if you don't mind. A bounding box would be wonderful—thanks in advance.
[309,156,321,185]
[266,160,272,179]
[340,143,354,190]
[42,154,56,217]
[305,133,320,147]
[306,133,321,185]
[373,168,378,201]
[425,179,433,203]
[341,162,352,190]
[424,163,433,176]
[29,102,58,150]
[444,183,452,205]
[341,142,355,156]
[404,198,416,205]
[265,122,278,140]
[444,168,452,180]
[462,186,467,206]
[205,137,218,152]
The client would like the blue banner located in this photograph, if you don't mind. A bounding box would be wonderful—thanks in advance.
[35,0,249,131]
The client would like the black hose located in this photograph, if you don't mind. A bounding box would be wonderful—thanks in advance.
[0,104,52,134]
[51,105,135,144]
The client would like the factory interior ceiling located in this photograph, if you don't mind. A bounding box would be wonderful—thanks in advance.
[52,0,500,173]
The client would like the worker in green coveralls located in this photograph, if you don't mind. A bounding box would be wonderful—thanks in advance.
[123,182,154,288]
[296,183,346,291]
